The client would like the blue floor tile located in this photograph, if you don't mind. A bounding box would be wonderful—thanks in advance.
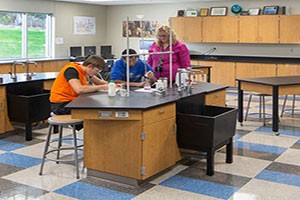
[160,175,238,200]
[234,141,287,155]
[256,126,300,137]
[256,169,300,187]
[0,140,26,151]
[0,152,42,168]
[54,182,135,200]
[233,133,243,140]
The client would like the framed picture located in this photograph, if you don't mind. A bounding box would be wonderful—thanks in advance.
[262,6,279,15]
[210,7,228,16]
[241,11,249,16]
[199,8,209,17]
[248,8,260,15]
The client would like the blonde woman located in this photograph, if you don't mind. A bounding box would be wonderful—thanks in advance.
[147,25,190,82]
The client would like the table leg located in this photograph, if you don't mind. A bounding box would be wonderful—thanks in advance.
[238,81,244,126]
[272,86,280,136]
[207,68,211,83]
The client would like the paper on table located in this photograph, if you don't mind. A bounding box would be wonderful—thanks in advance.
[134,88,158,93]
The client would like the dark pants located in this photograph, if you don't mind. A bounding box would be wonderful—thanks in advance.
[51,102,83,131]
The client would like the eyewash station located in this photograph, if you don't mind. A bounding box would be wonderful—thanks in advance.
[66,17,234,185]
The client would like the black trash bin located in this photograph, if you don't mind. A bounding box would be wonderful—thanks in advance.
[177,105,237,176]
[6,81,51,141]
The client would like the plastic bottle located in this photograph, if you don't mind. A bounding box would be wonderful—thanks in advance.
[156,79,163,90]
[108,80,116,97]
[144,78,151,90]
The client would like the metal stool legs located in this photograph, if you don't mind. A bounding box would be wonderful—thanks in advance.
[281,95,298,117]
[245,93,268,125]
[39,115,83,179]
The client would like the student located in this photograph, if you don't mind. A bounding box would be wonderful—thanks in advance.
[50,55,109,115]
[147,25,190,82]
[110,48,156,87]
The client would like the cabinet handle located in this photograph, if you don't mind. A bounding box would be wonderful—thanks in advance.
[1,102,3,111]
[158,110,165,114]
[174,124,177,135]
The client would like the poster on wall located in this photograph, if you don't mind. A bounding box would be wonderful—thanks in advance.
[122,21,161,38]
[73,16,96,35]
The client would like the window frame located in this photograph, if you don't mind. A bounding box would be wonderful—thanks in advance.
[0,10,53,60]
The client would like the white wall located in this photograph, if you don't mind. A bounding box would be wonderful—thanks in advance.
[0,0,107,58]
[1,0,300,58]
[106,0,300,58]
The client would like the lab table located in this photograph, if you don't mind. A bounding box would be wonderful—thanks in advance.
[67,82,227,185]
[237,76,300,135]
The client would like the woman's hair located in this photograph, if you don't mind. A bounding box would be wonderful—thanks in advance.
[155,25,177,46]
[83,55,106,70]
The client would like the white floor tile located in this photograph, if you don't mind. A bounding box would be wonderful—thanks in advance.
[2,162,85,191]
[133,185,221,200]
[275,148,300,166]
[230,179,300,200]
[239,131,299,148]
[211,153,271,178]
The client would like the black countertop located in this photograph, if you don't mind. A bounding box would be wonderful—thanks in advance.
[67,82,226,110]
[0,72,58,86]
[237,76,300,86]
[190,55,300,64]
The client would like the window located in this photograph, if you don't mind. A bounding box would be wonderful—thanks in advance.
[0,11,52,60]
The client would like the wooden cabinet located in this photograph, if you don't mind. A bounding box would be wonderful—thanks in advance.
[205,89,226,107]
[77,103,178,180]
[199,61,235,87]
[0,86,13,134]
[42,60,68,72]
[236,63,277,79]
[280,15,300,44]
[170,17,202,42]
[202,16,238,43]
[277,64,300,76]
[239,15,279,43]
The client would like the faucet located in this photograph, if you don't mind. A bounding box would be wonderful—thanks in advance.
[9,61,24,80]
[186,67,196,95]
[25,60,38,78]
[190,67,205,81]
[177,68,187,93]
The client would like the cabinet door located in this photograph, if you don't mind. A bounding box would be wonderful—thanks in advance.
[236,63,276,79]
[142,117,176,179]
[0,95,5,133]
[239,16,259,43]
[203,16,238,43]
[184,17,202,42]
[211,61,235,87]
[239,16,279,43]
[277,64,300,76]
[170,17,185,42]
[259,16,279,43]
[170,17,202,42]
[199,61,235,87]
[280,15,300,44]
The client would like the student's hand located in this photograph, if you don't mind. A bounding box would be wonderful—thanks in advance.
[115,84,123,89]
[145,71,154,79]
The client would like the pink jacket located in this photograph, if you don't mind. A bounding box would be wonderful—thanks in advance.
[147,41,190,81]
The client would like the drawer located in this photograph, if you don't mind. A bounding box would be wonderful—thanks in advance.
[205,90,226,106]
[143,103,175,126]
[72,109,142,121]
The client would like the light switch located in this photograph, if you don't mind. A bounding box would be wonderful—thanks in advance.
[55,37,64,45]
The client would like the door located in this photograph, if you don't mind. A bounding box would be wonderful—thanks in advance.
[142,117,176,179]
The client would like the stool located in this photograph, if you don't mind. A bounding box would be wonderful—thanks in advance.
[245,93,271,125]
[281,95,300,117]
[39,115,83,179]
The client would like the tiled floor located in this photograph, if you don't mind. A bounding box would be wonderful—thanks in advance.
[0,89,300,199]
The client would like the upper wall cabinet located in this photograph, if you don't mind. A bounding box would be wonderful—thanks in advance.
[239,16,279,43]
[202,16,238,43]
[170,17,202,42]
[279,15,300,44]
